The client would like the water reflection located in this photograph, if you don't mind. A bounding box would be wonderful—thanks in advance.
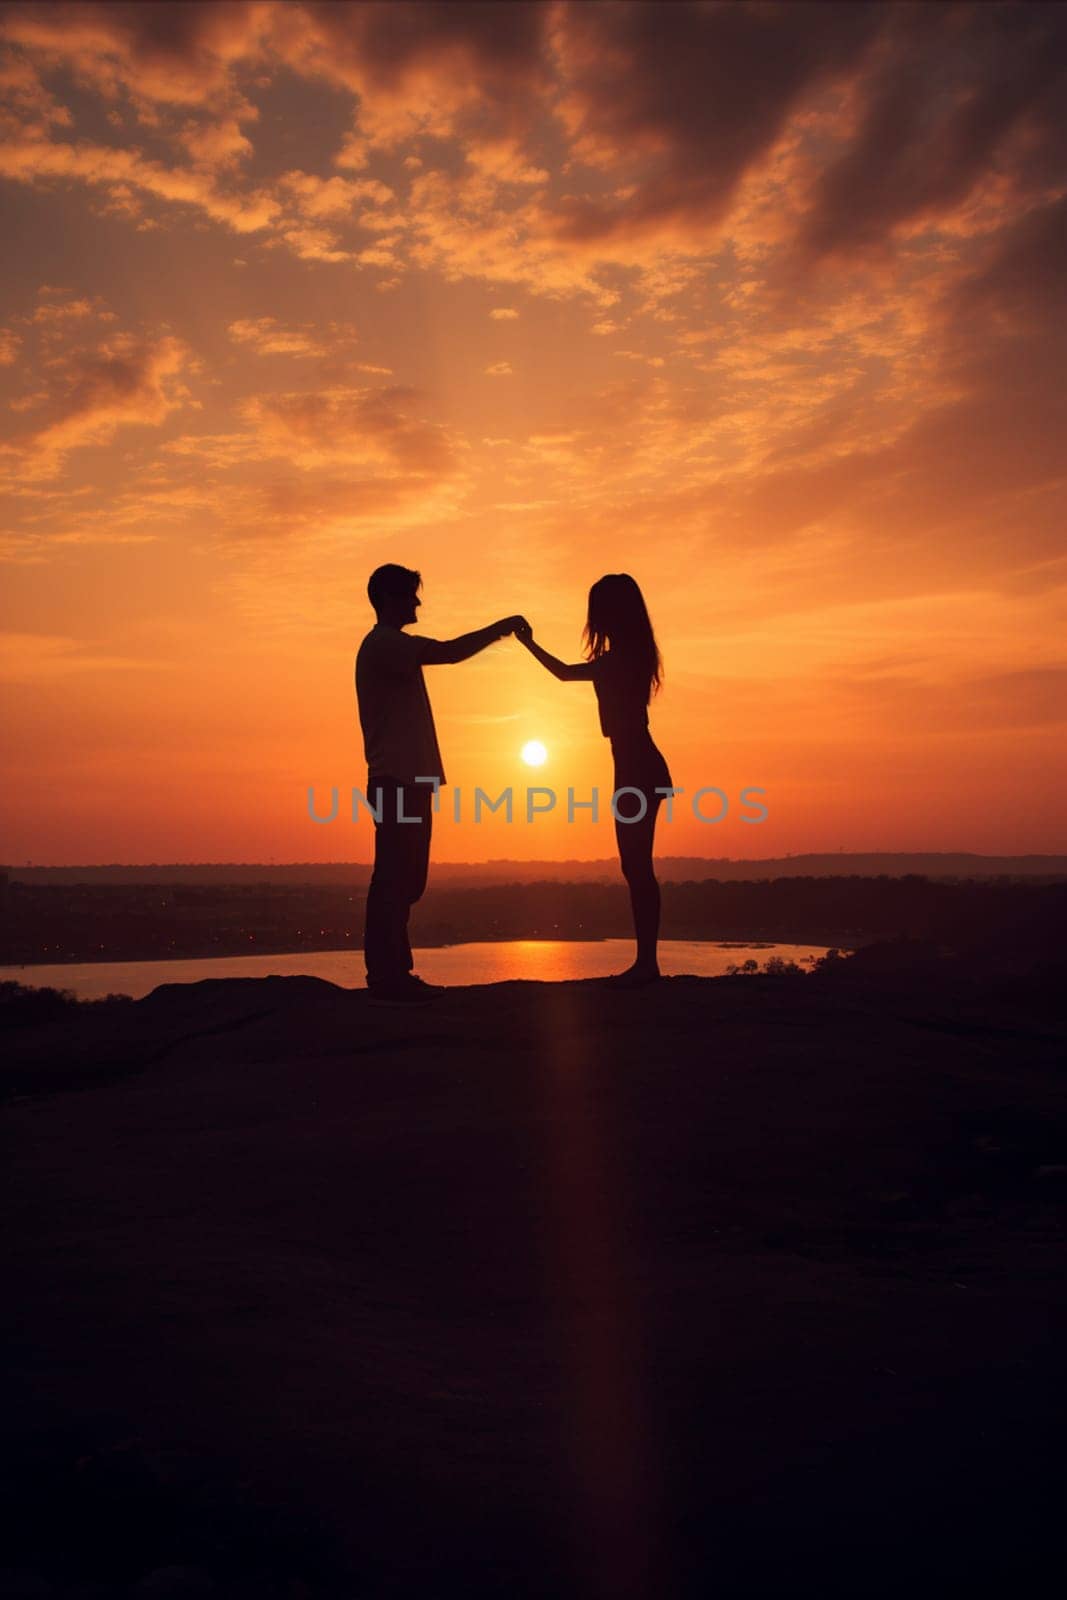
[1,939,834,1001]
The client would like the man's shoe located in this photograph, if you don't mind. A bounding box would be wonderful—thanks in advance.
[407,974,445,995]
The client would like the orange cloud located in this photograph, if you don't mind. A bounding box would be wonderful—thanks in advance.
[0,133,280,231]
[278,168,397,222]
[227,316,327,357]
[30,295,93,322]
[277,223,351,263]
[237,384,459,475]
[1,315,197,480]
[225,317,394,380]
[176,112,255,171]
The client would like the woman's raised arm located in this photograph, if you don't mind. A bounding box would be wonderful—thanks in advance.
[517,627,597,682]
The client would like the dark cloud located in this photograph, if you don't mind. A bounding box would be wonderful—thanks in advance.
[0,1,271,104]
[286,0,553,145]
[799,3,1067,260]
[546,1,1067,271]
[950,192,1067,331]
[550,0,881,245]
[301,0,547,92]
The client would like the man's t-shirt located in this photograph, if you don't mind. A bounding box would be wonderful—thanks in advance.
[355,623,446,784]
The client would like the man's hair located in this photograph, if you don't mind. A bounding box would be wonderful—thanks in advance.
[367,563,421,612]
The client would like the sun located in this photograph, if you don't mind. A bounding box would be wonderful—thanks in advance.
[521,740,548,766]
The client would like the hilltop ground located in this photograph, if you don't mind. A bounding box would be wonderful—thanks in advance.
[2,956,1065,1598]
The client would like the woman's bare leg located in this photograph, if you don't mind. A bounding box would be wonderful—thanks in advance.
[613,794,663,980]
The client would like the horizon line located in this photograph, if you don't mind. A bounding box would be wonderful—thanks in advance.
[6,850,1067,870]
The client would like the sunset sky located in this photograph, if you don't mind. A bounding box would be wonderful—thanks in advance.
[2,0,1065,864]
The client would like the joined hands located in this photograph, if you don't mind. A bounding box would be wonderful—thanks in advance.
[496,615,532,641]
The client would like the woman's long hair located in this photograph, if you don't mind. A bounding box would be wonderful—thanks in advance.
[584,573,663,703]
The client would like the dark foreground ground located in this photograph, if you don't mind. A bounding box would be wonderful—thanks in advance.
[2,956,1066,1598]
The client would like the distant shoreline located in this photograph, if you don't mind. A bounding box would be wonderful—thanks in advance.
[0,936,805,974]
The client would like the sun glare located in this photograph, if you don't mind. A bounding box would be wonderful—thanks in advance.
[521,740,548,766]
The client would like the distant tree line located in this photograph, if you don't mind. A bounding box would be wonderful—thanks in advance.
[5,854,1066,887]
[0,873,1063,967]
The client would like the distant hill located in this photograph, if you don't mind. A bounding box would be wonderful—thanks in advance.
[4,853,1066,885]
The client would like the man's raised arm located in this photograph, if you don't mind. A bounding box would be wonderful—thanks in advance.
[418,616,526,665]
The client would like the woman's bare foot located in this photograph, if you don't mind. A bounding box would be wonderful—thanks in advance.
[605,963,661,989]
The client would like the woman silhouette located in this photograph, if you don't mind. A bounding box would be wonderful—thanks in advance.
[518,574,672,987]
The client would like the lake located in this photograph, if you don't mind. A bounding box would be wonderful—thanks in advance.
[0,940,836,1001]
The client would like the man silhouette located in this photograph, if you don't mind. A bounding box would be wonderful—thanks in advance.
[355,564,524,1004]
